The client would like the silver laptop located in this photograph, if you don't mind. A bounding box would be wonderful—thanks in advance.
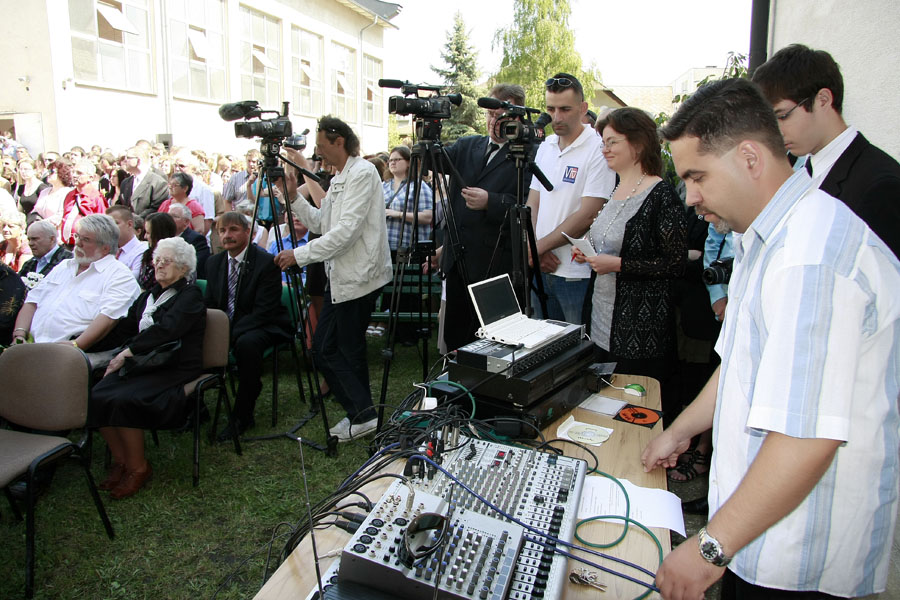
[467,274,566,348]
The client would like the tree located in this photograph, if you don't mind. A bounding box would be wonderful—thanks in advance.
[492,0,601,111]
[431,12,486,142]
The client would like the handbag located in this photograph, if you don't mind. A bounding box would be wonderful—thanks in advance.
[118,339,182,378]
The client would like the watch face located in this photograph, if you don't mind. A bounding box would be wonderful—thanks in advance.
[700,539,719,561]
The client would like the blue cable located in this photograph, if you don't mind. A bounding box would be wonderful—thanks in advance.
[407,454,659,590]
[338,442,400,490]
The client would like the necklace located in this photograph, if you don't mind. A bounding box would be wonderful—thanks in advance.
[589,173,646,252]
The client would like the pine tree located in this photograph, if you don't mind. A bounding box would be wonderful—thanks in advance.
[493,0,600,110]
[431,12,486,142]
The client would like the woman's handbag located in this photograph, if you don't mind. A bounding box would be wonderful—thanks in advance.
[118,340,182,378]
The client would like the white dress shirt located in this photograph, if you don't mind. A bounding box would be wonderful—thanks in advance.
[26,254,141,342]
[806,125,858,185]
[116,235,149,279]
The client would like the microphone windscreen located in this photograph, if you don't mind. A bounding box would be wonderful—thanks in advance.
[378,79,406,89]
[477,97,505,110]
[218,101,258,122]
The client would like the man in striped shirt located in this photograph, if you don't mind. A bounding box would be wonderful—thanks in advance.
[643,78,900,599]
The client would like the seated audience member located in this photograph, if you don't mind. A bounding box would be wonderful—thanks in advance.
[61,158,108,247]
[120,146,168,217]
[168,203,210,279]
[173,151,214,234]
[12,214,140,349]
[89,236,204,499]
[133,213,145,241]
[205,212,291,440]
[138,212,177,291]
[159,172,205,232]
[0,262,26,344]
[19,220,72,278]
[2,213,31,271]
[32,159,74,228]
[107,206,148,279]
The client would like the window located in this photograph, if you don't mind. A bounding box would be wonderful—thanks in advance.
[291,27,323,116]
[69,0,153,91]
[168,0,226,101]
[330,42,356,121]
[363,55,382,126]
[239,6,281,108]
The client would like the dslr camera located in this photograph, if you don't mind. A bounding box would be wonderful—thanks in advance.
[702,257,733,285]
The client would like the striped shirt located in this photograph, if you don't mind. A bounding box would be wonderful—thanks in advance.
[711,170,900,596]
[383,179,433,251]
[222,169,251,209]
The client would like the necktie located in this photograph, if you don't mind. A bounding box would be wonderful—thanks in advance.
[483,143,499,168]
[227,257,239,318]
[805,159,813,176]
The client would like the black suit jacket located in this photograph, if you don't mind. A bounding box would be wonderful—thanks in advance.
[120,171,169,217]
[819,132,900,258]
[439,135,520,281]
[204,244,291,342]
[180,228,210,279]
[18,246,73,278]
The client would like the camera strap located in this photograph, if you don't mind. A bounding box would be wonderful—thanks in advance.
[715,236,727,260]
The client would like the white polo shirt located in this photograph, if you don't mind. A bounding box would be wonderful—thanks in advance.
[26,254,140,342]
[530,123,615,278]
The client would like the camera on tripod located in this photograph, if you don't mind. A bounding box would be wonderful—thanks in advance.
[477,97,550,149]
[702,257,734,285]
[379,79,461,140]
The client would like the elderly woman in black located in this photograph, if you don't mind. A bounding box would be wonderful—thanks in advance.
[89,236,204,499]
[573,107,686,414]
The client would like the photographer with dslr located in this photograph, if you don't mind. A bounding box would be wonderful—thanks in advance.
[274,116,391,442]
[438,83,525,352]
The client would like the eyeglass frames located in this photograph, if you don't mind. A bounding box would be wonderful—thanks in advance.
[545,77,575,89]
[775,96,811,121]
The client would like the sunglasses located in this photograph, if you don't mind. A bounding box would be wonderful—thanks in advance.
[401,512,450,567]
[545,77,575,89]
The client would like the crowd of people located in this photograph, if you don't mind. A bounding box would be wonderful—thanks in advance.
[2,42,900,599]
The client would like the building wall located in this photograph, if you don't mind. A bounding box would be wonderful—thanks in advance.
[0,0,392,157]
[606,86,675,118]
[769,0,900,159]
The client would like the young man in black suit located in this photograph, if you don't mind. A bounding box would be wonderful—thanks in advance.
[753,44,900,258]
[438,82,527,352]
[205,211,291,440]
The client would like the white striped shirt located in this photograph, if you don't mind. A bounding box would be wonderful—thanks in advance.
[711,170,900,596]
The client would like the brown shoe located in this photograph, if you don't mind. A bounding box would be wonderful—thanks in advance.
[99,462,126,491]
[110,463,153,500]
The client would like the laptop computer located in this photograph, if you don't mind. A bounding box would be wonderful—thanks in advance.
[468,274,566,348]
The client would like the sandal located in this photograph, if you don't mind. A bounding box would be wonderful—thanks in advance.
[668,448,710,482]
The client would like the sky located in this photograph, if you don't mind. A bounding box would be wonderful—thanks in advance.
[383,0,753,89]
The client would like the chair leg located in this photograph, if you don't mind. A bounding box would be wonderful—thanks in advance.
[209,387,222,445]
[25,470,36,599]
[3,486,22,521]
[193,392,201,487]
[271,347,279,427]
[290,339,306,405]
[221,386,242,456]
[76,454,115,540]
[151,430,160,447]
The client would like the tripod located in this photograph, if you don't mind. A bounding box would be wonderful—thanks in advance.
[236,137,338,457]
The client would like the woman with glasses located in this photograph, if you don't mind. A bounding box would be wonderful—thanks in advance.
[158,172,205,232]
[89,236,204,499]
[137,212,178,290]
[573,107,687,415]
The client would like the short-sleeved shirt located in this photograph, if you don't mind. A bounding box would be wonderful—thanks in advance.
[711,170,900,596]
[26,254,141,342]
[531,124,615,278]
[159,198,205,228]
[383,179,433,251]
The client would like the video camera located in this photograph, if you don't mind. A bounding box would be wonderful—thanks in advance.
[477,97,550,148]
[380,79,462,120]
[218,100,293,141]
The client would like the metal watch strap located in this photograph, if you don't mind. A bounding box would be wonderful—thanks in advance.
[698,526,732,567]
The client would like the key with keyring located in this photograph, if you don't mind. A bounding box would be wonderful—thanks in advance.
[569,570,607,591]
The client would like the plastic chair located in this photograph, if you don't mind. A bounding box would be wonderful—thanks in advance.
[0,343,115,599]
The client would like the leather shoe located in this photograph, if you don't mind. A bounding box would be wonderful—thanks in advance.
[216,417,254,443]
[681,496,709,515]
[110,463,153,500]
[98,462,127,491]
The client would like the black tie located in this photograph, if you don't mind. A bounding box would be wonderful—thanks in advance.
[805,159,813,176]
[483,143,499,168]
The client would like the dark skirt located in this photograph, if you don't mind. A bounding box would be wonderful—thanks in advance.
[88,368,202,429]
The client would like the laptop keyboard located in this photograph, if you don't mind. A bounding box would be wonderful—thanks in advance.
[494,319,564,347]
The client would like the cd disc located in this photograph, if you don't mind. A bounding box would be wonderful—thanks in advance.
[567,424,611,445]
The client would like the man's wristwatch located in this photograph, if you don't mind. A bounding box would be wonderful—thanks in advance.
[698,527,732,567]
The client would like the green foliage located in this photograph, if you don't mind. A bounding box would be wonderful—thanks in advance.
[387,114,402,150]
[431,11,486,142]
[492,0,601,111]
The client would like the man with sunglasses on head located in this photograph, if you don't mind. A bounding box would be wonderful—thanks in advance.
[752,44,900,258]
[527,73,614,325]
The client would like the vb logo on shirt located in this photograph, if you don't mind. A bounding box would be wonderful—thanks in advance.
[563,166,578,183]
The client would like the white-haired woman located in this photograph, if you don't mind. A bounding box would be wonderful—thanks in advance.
[89,236,204,500]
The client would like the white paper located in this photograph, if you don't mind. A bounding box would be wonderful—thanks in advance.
[579,393,627,416]
[577,476,686,536]
[562,232,597,257]
[557,415,614,447]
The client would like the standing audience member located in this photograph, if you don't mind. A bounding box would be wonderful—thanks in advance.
[159,172,205,232]
[222,150,260,209]
[752,44,900,258]
[138,212,177,291]
[205,212,291,440]
[168,203,210,279]
[120,146,168,217]
[32,159,74,229]
[12,214,140,349]
[276,116,392,442]
[13,159,49,224]
[60,158,108,247]
[173,151,214,234]
[383,145,433,255]
[643,77,900,600]
[107,206,148,279]
[19,220,72,278]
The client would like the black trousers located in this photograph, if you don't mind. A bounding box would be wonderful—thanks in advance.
[232,329,286,423]
[720,569,844,600]
[313,289,379,422]
[442,268,478,353]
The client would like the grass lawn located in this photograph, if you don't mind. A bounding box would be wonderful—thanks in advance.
[0,339,434,599]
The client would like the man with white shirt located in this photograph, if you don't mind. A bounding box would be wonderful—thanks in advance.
[222,149,261,210]
[173,150,214,235]
[120,146,168,217]
[12,214,140,350]
[527,73,615,324]
[752,44,900,258]
[106,206,147,279]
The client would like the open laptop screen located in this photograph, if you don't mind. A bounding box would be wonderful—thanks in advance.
[469,274,520,327]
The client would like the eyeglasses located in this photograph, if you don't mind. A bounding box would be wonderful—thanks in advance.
[775,97,810,121]
[153,256,176,267]
[72,233,97,244]
[402,512,450,567]
[602,136,625,148]
[545,77,575,89]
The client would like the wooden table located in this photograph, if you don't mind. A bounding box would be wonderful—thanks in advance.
[256,374,669,600]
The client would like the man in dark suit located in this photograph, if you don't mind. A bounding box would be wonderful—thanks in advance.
[168,203,210,278]
[438,83,526,352]
[19,220,72,278]
[204,211,291,440]
[119,145,169,217]
[753,44,900,258]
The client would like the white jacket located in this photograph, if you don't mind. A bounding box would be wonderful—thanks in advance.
[290,156,392,303]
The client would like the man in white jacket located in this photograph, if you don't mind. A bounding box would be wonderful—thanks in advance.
[275,116,391,442]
